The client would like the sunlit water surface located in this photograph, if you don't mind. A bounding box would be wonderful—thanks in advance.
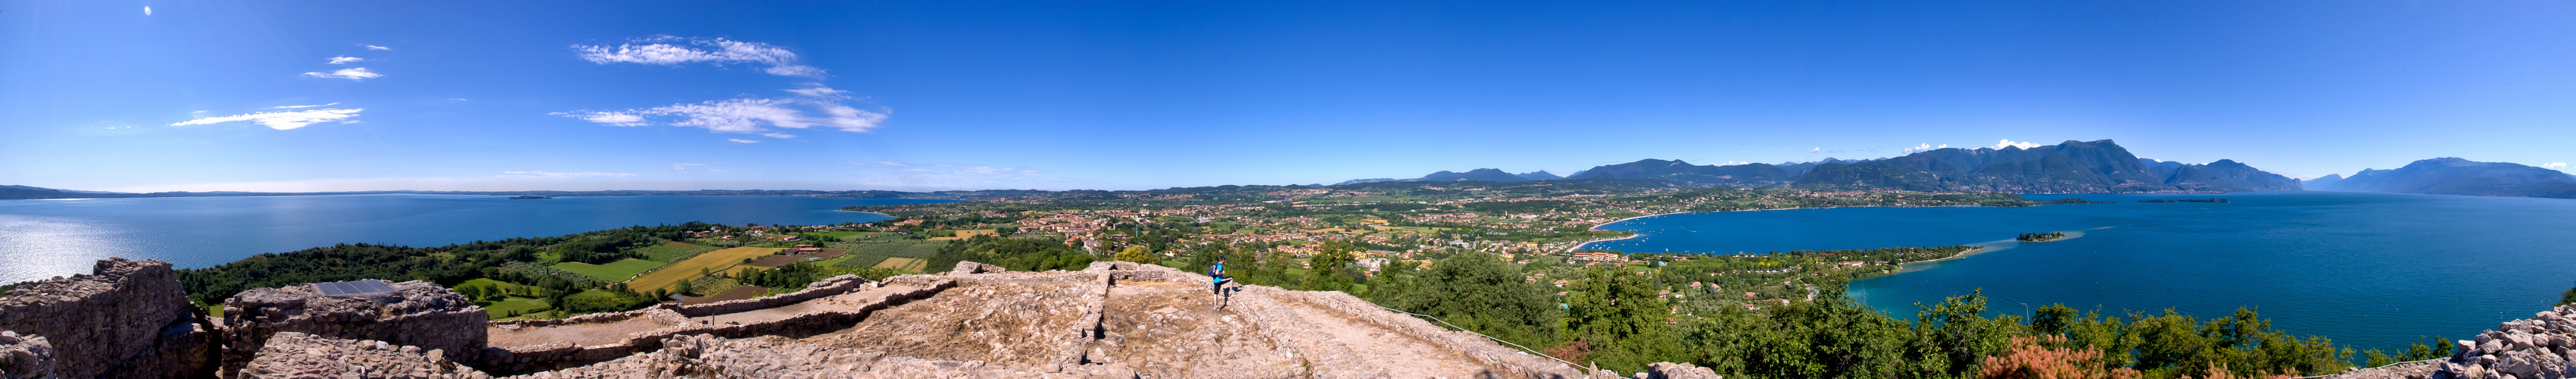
[0,194,946,284]
[1581,191,2576,351]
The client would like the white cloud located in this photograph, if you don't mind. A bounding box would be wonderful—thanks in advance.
[726,139,759,143]
[550,111,647,127]
[669,163,709,171]
[1992,139,2042,149]
[302,67,381,80]
[267,102,339,109]
[496,171,639,179]
[363,45,391,51]
[326,56,365,64]
[2546,162,2568,169]
[170,108,362,130]
[572,36,824,77]
[558,86,888,138]
[1903,143,1950,154]
[143,6,151,15]
[1809,148,1841,154]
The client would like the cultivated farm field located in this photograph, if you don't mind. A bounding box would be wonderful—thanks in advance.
[627,246,779,292]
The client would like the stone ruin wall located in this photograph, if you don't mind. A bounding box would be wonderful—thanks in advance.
[221,280,488,374]
[0,258,210,379]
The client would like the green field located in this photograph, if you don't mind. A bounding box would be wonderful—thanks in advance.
[815,231,863,240]
[483,296,550,319]
[637,242,723,262]
[833,243,943,268]
[552,258,669,281]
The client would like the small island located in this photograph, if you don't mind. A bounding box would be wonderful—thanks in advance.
[2044,198,2112,205]
[507,196,554,199]
[2138,199,2228,203]
[2017,232,2067,242]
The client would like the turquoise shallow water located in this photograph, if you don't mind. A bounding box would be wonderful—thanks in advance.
[0,194,949,284]
[1580,191,2576,351]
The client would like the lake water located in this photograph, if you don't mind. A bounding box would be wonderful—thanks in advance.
[0,194,948,284]
[1580,191,2576,351]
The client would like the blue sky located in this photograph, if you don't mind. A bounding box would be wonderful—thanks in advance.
[4,1,2573,192]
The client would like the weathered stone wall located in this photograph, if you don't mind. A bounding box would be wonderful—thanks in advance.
[223,280,487,374]
[0,258,209,379]
[0,330,56,379]
[238,332,491,379]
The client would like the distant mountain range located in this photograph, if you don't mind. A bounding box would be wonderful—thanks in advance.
[1333,168,1564,185]
[1510,139,2297,193]
[2303,158,2576,199]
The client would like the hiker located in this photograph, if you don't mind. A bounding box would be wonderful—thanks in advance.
[1210,257,1233,309]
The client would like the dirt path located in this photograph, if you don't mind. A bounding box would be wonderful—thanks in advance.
[487,316,671,348]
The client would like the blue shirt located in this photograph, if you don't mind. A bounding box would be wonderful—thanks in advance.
[1209,263,1225,282]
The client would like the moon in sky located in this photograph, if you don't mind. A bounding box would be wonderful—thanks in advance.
[144,6,151,15]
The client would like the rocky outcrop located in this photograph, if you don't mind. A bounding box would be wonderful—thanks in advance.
[238,332,491,379]
[0,258,210,379]
[223,280,487,375]
[0,331,55,379]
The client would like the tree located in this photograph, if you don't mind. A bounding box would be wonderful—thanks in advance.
[1386,253,1557,349]
[1566,265,1679,372]
[1302,242,1358,292]
[1115,246,1161,265]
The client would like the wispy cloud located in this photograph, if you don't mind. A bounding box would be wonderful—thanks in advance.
[170,108,363,130]
[2546,162,2568,170]
[557,85,887,138]
[669,163,710,171]
[572,36,823,77]
[1809,147,1841,154]
[1903,143,1950,154]
[726,139,759,143]
[267,102,340,109]
[496,171,638,179]
[302,67,381,80]
[1992,139,2042,149]
[555,111,646,127]
[326,56,365,64]
[363,45,391,51]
